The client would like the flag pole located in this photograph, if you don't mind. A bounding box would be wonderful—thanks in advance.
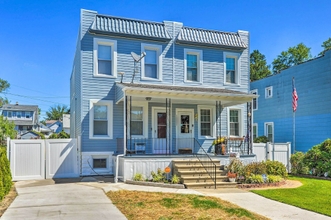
[292,77,298,153]
[293,109,295,153]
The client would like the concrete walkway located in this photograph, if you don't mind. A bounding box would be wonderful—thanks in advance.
[2,178,331,220]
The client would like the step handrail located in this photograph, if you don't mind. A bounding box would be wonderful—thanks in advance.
[193,138,217,189]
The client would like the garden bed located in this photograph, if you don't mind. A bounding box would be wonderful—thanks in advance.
[126,180,185,189]
[237,180,286,189]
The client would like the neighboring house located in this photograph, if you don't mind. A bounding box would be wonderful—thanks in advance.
[70,9,255,176]
[36,123,52,137]
[62,114,70,134]
[0,103,39,138]
[251,50,331,153]
[46,120,62,133]
[20,131,41,139]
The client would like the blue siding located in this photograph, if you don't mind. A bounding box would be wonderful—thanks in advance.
[251,50,331,152]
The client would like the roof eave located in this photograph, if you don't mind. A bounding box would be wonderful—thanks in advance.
[176,40,247,50]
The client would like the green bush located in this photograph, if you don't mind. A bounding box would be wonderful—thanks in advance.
[133,173,144,181]
[0,146,12,201]
[290,151,309,174]
[304,139,331,176]
[49,131,70,139]
[151,168,166,182]
[171,174,180,184]
[267,175,284,183]
[263,160,288,178]
[246,174,264,184]
[244,162,267,176]
[253,136,269,143]
[228,158,245,176]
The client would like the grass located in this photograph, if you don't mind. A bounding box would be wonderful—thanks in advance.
[251,176,331,216]
[107,190,268,220]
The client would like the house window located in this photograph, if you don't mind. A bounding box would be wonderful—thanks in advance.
[17,111,21,118]
[25,111,31,118]
[3,111,7,117]
[253,123,258,140]
[265,122,273,142]
[141,44,162,80]
[89,100,113,139]
[131,107,143,135]
[184,49,203,83]
[229,109,241,136]
[93,38,117,78]
[93,158,107,169]
[7,111,12,117]
[251,89,258,110]
[265,86,273,98]
[12,111,17,117]
[224,52,240,85]
[22,111,25,117]
[200,109,211,136]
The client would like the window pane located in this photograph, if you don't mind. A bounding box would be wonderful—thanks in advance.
[226,70,235,83]
[145,64,157,78]
[253,125,257,139]
[131,107,143,120]
[8,111,12,117]
[94,105,107,119]
[93,158,107,168]
[230,123,239,136]
[94,121,108,135]
[180,115,190,134]
[98,60,112,75]
[187,68,197,81]
[157,113,166,125]
[145,49,156,64]
[226,58,235,70]
[187,54,197,67]
[98,45,111,60]
[131,121,143,135]
[200,109,211,136]
[3,111,7,117]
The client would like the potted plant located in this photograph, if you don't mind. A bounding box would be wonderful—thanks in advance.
[212,136,227,155]
[227,171,237,182]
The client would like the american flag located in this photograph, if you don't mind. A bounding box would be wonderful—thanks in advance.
[292,78,298,112]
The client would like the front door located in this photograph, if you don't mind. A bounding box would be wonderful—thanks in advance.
[153,108,169,154]
[176,109,194,152]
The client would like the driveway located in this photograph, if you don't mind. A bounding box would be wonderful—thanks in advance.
[1,178,126,220]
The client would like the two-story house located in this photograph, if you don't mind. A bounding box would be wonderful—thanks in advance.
[71,9,256,180]
[0,103,39,137]
[251,50,331,153]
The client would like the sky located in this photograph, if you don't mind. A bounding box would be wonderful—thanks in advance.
[1,0,331,120]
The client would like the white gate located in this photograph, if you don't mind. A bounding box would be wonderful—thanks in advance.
[9,139,79,181]
[253,142,291,171]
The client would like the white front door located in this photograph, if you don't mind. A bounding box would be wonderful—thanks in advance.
[176,109,194,151]
[152,108,169,154]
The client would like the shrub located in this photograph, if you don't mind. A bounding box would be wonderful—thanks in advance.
[228,158,245,176]
[151,168,166,182]
[304,139,331,176]
[0,146,12,201]
[171,174,180,184]
[290,151,309,174]
[244,162,267,176]
[267,175,284,183]
[253,136,269,143]
[49,131,70,139]
[263,160,288,178]
[246,174,264,184]
[133,173,144,181]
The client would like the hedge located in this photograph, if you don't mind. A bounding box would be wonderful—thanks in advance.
[0,146,12,201]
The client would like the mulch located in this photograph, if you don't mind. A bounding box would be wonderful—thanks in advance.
[0,186,17,217]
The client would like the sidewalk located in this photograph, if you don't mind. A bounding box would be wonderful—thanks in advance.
[2,178,331,220]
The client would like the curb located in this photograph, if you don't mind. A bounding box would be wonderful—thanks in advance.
[126,180,185,189]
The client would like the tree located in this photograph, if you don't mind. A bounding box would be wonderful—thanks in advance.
[272,43,311,74]
[250,50,272,81]
[0,116,17,142]
[45,104,70,121]
[0,79,10,107]
[319,37,331,56]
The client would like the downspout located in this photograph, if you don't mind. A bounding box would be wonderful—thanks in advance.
[115,92,126,183]
[172,23,175,85]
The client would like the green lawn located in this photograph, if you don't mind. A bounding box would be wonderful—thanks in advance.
[251,176,331,216]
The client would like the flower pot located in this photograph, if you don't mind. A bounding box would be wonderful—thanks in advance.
[229,178,236,182]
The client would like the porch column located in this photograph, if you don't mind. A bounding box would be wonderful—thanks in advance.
[216,101,222,138]
[125,95,128,154]
[247,102,252,154]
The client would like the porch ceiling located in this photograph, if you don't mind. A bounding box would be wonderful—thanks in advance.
[116,83,256,107]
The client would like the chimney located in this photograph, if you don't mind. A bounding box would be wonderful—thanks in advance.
[16,102,18,105]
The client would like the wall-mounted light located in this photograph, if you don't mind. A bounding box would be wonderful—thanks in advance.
[145,97,152,101]
[118,72,125,83]
[248,112,251,117]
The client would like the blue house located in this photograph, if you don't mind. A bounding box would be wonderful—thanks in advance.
[70,9,256,179]
[251,50,331,153]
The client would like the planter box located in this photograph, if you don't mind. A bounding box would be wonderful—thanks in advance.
[126,180,185,189]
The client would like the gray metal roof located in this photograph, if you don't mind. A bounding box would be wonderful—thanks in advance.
[177,27,247,49]
[7,119,34,126]
[90,15,171,40]
[1,104,38,112]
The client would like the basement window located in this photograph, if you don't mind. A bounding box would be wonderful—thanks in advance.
[93,158,107,169]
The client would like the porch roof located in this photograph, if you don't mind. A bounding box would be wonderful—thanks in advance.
[116,83,256,107]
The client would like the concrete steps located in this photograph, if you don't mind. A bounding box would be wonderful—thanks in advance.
[172,159,237,189]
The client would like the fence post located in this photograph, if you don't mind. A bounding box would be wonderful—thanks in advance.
[6,137,10,161]
[287,142,291,172]
[77,135,82,176]
[266,142,270,160]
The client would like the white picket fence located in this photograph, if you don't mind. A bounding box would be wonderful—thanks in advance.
[253,142,291,172]
[7,139,79,181]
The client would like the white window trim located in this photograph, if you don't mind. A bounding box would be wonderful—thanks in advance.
[223,52,241,85]
[93,38,117,78]
[264,122,274,143]
[198,105,216,139]
[265,86,273,99]
[253,123,258,139]
[184,49,203,83]
[82,152,113,175]
[129,101,148,138]
[89,99,113,139]
[227,107,243,137]
[251,89,258,110]
[141,43,162,81]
